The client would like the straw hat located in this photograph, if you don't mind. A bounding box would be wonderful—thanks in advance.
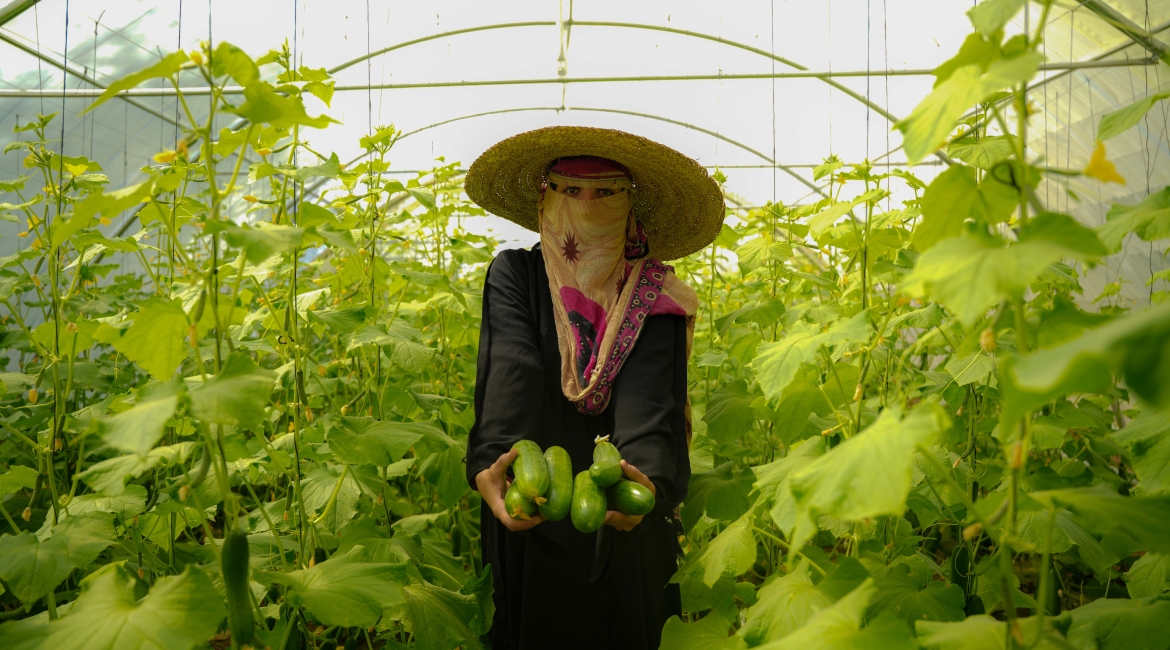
[465,126,726,260]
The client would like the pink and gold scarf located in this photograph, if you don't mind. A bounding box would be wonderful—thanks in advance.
[538,157,698,419]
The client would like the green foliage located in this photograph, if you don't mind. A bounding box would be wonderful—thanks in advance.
[2,17,1169,649]
[2,566,225,650]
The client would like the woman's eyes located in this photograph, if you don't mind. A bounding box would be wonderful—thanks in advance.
[559,186,622,196]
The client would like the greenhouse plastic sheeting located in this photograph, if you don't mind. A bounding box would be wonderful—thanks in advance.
[1,0,1168,304]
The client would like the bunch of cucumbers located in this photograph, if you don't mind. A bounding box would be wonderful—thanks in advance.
[505,435,656,533]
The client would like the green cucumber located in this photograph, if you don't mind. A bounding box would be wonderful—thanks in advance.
[511,439,550,500]
[608,479,656,516]
[589,435,623,487]
[538,446,573,521]
[221,527,255,645]
[571,471,607,533]
[505,482,537,520]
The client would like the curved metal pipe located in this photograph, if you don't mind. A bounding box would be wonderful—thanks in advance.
[392,105,825,196]
[324,20,899,125]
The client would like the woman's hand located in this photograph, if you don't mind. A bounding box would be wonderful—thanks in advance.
[604,460,656,532]
[476,448,545,532]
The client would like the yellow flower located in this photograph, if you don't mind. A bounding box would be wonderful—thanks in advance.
[1083,141,1126,185]
[190,50,204,66]
[153,150,177,164]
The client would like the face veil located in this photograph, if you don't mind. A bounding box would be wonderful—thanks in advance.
[538,157,699,428]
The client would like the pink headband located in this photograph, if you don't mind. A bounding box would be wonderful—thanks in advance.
[548,156,631,181]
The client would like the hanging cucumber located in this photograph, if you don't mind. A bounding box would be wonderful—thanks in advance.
[608,479,656,516]
[511,439,550,501]
[589,435,623,487]
[538,446,573,521]
[221,527,255,646]
[505,482,537,520]
[571,471,607,533]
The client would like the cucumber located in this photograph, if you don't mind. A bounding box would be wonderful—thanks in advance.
[608,479,656,516]
[538,446,573,521]
[571,471,607,533]
[511,439,550,500]
[589,435,623,487]
[505,482,537,520]
[221,527,255,646]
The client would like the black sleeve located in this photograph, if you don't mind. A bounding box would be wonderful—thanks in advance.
[466,250,545,489]
[607,313,689,508]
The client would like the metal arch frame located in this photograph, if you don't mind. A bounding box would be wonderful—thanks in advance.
[326,20,902,125]
[391,105,827,196]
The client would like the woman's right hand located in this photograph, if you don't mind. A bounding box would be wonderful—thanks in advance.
[476,448,545,532]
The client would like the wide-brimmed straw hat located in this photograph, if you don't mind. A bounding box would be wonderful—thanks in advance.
[465,126,726,260]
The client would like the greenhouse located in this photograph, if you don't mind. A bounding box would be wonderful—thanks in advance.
[0,0,1169,647]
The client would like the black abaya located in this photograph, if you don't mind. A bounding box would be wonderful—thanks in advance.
[466,245,690,650]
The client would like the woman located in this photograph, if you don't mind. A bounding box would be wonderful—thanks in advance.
[463,126,725,649]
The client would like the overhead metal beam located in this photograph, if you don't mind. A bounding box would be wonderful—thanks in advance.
[323,20,904,125]
[0,0,38,28]
[1079,0,1170,64]
[390,105,827,197]
[0,58,1151,99]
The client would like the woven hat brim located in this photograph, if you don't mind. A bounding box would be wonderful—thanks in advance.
[465,126,725,260]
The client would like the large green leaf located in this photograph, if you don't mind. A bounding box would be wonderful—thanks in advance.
[1098,92,1170,142]
[257,547,407,628]
[967,0,1025,35]
[0,512,116,603]
[1000,302,1170,424]
[897,52,1042,163]
[418,442,470,507]
[682,461,757,531]
[86,51,189,111]
[232,81,338,129]
[393,567,487,650]
[947,135,1016,171]
[703,380,758,444]
[807,189,886,238]
[1132,434,1170,496]
[48,181,154,251]
[916,615,1007,650]
[1,565,223,650]
[692,514,758,587]
[96,379,181,455]
[329,417,430,466]
[739,560,832,645]
[218,222,305,264]
[753,438,826,534]
[912,165,1018,251]
[0,466,38,497]
[1127,553,1170,598]
[1030,487,1170,553]
[1059,595,1170,650]
[78,443,193,496]
[867,564,965,624]
[111,300,189,380]
[660,610,747,650]
[210,42,259,86]
[1096,187,1170,253]
[188,352,275,429]
[753,312,871,400]
[789,404,948,546]
[902,223,1103,327]
[754,579,916,650]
